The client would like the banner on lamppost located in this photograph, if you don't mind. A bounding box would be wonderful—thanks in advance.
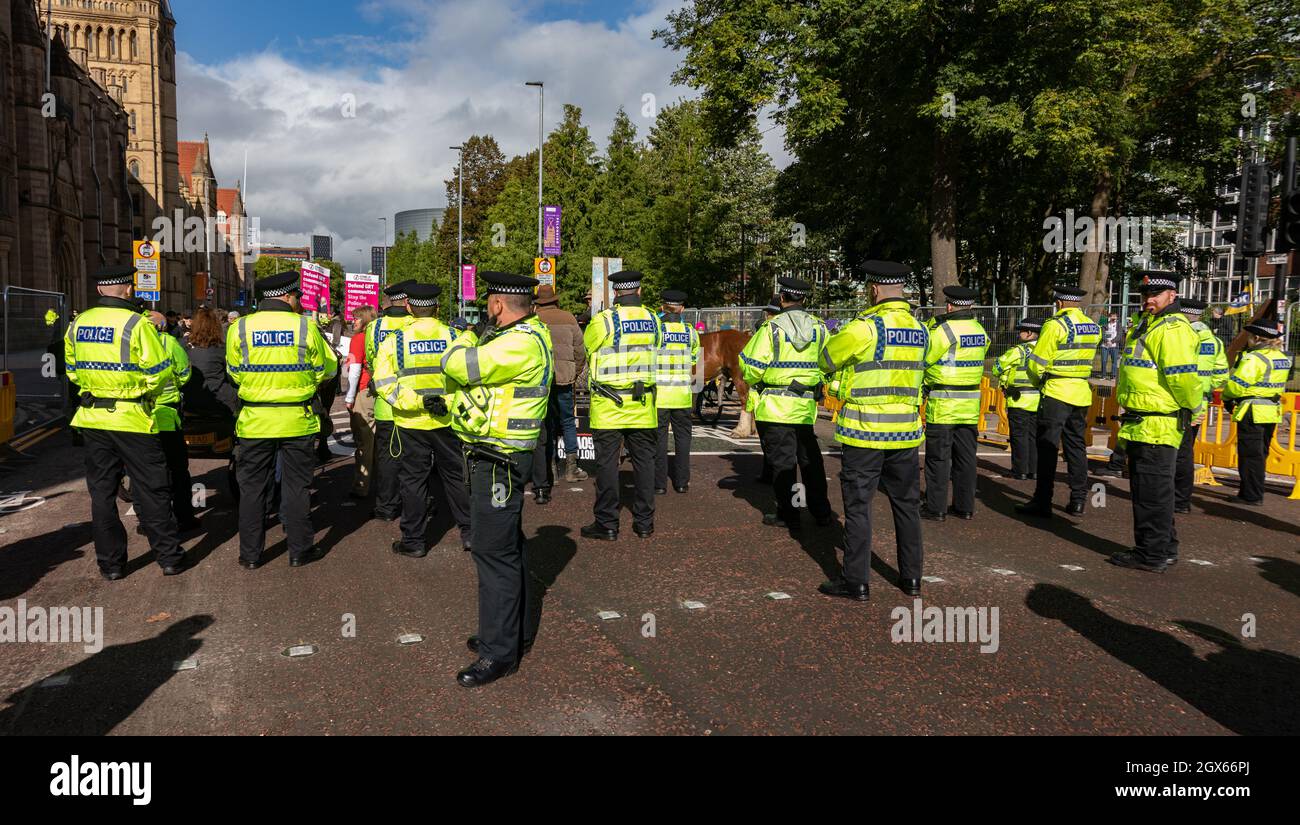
[300,261,331,314]
[543,205,562,256]
[461,265,477,301]
[590,257,622,312]
[344,272,380,322]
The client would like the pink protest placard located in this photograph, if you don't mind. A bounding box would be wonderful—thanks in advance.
[299,262,331,314]
[344,272,380,322]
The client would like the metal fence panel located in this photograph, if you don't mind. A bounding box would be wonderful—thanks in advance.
[2,287,68,433]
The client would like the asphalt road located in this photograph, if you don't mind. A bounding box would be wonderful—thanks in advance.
[0,409,1296,736]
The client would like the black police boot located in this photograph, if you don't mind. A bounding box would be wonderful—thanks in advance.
[1015,500,1053,518]
[100,568,125,582]
[391,540,428,559]
[818,578,868,602]
[290,546,326,567]
[1174,504,1191,514]
[946,506,974,520]
[899,578,922,596]
[456,657,519,688]
[919,505,946,522]
[634,524,654,539]
[1065,501,1086,516]
[762,512,797,528]
[161,556,190,577]
[674,484,689,494]
[533,487,551,505]
[580,523,618,541]
[1107,550,1169,573]
[654,486,668,495]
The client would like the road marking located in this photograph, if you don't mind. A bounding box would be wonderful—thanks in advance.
[39,674,71,688]
[596,611,622,621]
[1059,564,1085,572]
[173,659,198,671]
[397,633,424,645]
[991,568,1016,576]
[681,600,707,610]
[283,644,318,657]
[922,576,945,583]
[765,591,792,600]
[1187,559,1214,566]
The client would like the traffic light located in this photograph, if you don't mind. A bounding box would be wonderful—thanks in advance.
[1280,137,1299,254]
[1236,161,1271,256]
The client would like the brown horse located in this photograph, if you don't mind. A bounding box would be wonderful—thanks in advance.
[696,329,756,437]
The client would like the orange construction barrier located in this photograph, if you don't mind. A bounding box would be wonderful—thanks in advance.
[1265,392,1300,499]
[0,372,15,443]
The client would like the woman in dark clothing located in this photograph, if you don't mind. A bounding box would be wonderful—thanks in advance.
[184,308,237,422]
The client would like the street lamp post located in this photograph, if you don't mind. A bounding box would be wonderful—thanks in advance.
[451,144,465,316]
[525,81,544,257]
[378,217,388,286]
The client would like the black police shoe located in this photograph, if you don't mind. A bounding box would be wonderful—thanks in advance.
[238,557,260,571]
[762,512,796,528]
[161,558,189,577]
[290,546,325,568]
[655,487,668,496]
[674,484,689,494]
[1231,496,1264,507]
[533,488,551,505]
[100,569,125,582]
[1174,504,1191,514]
[818,578,869,602]
[1004,472,1030,480]
[899,578,922,596]
[368,510,399,522]
[634,525,654,539]
[391,540,428,559]
[461,538,472,552]
[946,507,974,520]
[1015,500,1053,518]
[1065,501,1086,516]
[467,636,534,656]
[456,657,519,688]
[580,523,618,541]
[1107,550,1169,573]
[919,506,946,522]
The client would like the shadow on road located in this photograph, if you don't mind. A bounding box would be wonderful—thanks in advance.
[0,521,91,600]
[1026,583,1300,735]
[1253,555,1300,599]
[524,525,579,654]
[0,615,214,736]
[975,461,1128,559]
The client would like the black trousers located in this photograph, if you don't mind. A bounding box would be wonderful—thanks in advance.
[1236,417,1275,504]
[1126,441,1178,562]
[756,421,831,521]
[159,427,195,524]
[237,435,316,563]
[397,427,471,551]
[1008,408,1038,476]
[924,422,978,514]
[530,388,562,491]
[373,419,401,518]
[840,445,923,585]
[592,427,657,532]
[655,407,692,489]
[1174,424,1200,510]
[1032,396,1089,506]
[468,450,535,666]
[82,429,181,572]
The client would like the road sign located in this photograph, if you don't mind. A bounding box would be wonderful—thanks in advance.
[136,291,160,302]
[133,240,160,291]
[534,257,555,288]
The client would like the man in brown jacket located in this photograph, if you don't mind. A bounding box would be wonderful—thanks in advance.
[531,285,588,502]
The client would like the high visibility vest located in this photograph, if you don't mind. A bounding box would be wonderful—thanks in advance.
[584,303,661,429]
[655,318,699,410]
[1223,346,1292,424]
[366,310,412,423]
[1027,307,1101,407]
[996,342,1040,412]
[152,333,192,433]
[820,298,927,449]
[739,310,827,425]
[443,318,553,452]
[44,308,58,327]
[225,306,338,439]
[1191,321,1229,398]
[64,301,173,434]
[372,317,456,431]
[1115,310,1203,448]
[923,313,989,425]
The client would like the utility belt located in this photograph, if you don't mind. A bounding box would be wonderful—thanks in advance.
[756,380,822,402]
[927,382,981,392]
[591,381,654,407]
[241,398,314,412]
[79,392,150,411]
[1113,408,1193,431]
[462,442,518,468]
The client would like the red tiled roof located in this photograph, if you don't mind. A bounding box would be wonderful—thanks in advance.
[178,141,205,181]
[217,188,240,216]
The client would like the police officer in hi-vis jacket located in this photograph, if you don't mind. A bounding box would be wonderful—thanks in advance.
[655,289,700,494]
[995,318,1042,480]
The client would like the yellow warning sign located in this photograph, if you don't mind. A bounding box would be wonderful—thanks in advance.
[534,257,555,289]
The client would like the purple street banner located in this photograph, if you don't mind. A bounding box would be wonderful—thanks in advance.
[461,264,477,301]
[543,205,562,256]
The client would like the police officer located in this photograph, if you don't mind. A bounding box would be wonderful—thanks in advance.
[920,285,989,520]
[226,271,338,569]
[740,276,833,528]
[1222,321,1292,506]
[754,297,781,484]
[581,271,661,540]
[1173,298,1228,513]
[65,265,185,579]
[442,272,553,688]
[365,280,415,521]
[655,289,699,494]
[1108,273,1202,572]
[372,283,471,555]
[996,318,1042,480]
[817,262,927,599]
[1017,284,1101,518]
[147,310,200,533]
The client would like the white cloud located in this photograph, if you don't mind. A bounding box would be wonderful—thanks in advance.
[177,0,790,274]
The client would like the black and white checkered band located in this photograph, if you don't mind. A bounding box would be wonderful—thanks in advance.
[98,275,133,286]
[1181,306,1205,316]
[612,280,642,291]
[487,284,534,295]
[408,296,438,307]
[1142,277,1176,292]
[387,292,408,301]
[870,276,907,285]
[1053,289,1085,301]
[949,298,975,307]
[262,285,295,297]
[781,288,810,298]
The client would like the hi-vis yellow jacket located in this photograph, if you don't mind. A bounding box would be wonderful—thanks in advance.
[153,332,192,433]
[740,309,827,425]
[225,301,338,439]
[819,298,927,449]
[442,317,553,452]
[372,317,457,431]
[65,298,174,433]
[1190,320,1229,398]
[365,308,412,423]
[584,300,661,429]
[1027,307,1101,407]
[922,311,989,424]
[996,342,1041,412]
[655,317,699,410]
[1115,307,1202,448]
[1223,346,1292,425]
